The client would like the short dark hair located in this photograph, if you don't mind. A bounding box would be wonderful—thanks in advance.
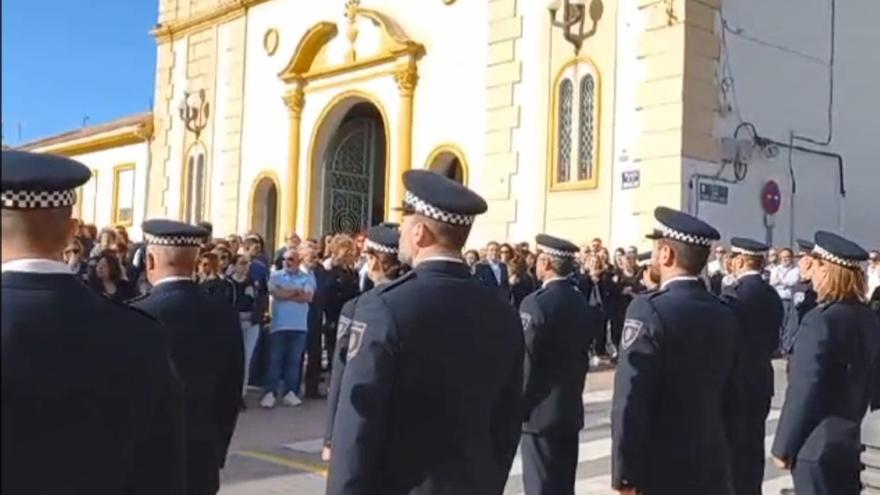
[424,217,471,251]
[548,256,576,277]
[658,238,710,275]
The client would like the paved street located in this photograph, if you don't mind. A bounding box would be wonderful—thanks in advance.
[221,361,792,495]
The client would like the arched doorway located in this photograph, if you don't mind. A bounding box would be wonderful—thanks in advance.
[250,175,279,252]
[314,100,388,235]
[426,145,468,185]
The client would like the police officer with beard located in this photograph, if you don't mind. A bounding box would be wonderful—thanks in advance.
[1,151,185,495]
[772,231,880,495]
[130,220,243,495]
[611,207,741,495]
[327,170,524,495]
[721,238,784,495]
[519,234,601,495]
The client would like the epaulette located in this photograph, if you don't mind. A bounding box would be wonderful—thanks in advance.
[376,269,416,294]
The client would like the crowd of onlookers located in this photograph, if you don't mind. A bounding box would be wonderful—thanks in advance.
[65,219,880,406]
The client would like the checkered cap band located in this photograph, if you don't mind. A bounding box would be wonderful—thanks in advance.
[144,233,204,247]
[657,224,714,247]
[364,238,398,254]
[404,191,475,226]
[537,244,578,258]
[731,246,766,256]
[813,244,862,268]
[1,189,77,209]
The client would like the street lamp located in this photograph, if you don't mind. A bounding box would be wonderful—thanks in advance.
[548,0,601,55]
[178,88,210,139]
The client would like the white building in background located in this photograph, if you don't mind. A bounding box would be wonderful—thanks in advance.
[17,0,880,250]
[19,113,153,239]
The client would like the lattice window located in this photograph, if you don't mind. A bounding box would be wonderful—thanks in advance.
[551,60,599,189]
[184,144,207,224]
[556,79,574,184]
[578,74,596,182]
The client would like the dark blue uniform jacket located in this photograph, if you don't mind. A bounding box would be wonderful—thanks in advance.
[326,260,524,495]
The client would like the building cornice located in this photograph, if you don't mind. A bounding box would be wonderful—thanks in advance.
[152,0,272,43]
[19,114,153,157]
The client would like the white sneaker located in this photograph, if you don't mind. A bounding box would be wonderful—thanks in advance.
[282,392,303,407]
[260,393,276,409]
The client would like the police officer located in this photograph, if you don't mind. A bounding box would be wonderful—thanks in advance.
[519,234,602,495]
[1,151,185,495]
[322,223,403,462]
[611,207,741,495]
[131,219,244,495]
[771,231,880,495]
[781,239,819,356]
[721,237,784,495]
[327,170,524,495]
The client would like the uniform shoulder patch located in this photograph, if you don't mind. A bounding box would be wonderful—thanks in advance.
[520,312,532,330]
[346,320,367,360]
[621,319,644,350]
[336,315,353,338]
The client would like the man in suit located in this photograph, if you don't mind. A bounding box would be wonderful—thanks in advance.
[1,151,185,495]
[131,219,244,495]
[519,234,602,495]
[475,240,512,302]
[327,170,524,495]
[721,237,785,495]
[611,207,741,495]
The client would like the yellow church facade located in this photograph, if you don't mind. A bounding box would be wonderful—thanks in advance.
[22,0,879,250]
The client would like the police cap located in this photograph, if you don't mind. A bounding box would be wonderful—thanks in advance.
[364,223,400,254]
[142,219,208,247]
[730,237,769,256]
[1,151,91,210]
[645,207,720,247]
[535,234,579,259]
[795,238,814,254]
[812,231,868,268]
[396,170,487,226]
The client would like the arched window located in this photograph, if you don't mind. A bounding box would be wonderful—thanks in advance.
[184,143,207,224]
[425,144,469,185]
[550,59,600,190]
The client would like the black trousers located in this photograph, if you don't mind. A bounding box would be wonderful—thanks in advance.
[187,442,219,495]
[792,458,860,495]
[323,320,338,375]
[303,313,323,396]
[731,394,771,495]
[521,432,578,495]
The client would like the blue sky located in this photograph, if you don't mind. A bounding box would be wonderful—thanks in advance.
[2,0,158,145]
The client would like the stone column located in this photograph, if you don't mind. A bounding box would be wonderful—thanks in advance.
[392,57,418,220]
[282,83,305,236]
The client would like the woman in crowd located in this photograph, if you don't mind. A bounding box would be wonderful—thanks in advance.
[226,234,243,256]
[508,254,536,308]
[585,253,620,363]
[197,251,233,303]
[499,243,515,265]
[87,252,136,303]
[90,228,117,259]
[215,246,234,276]
[322,234,360,376]
[321,233,335,262]
[64,239,89,281]
[464,249,481,271]
[525,251,538,282]
[612,247,626,272]
[81,223,98,256]
[322,224,403,463]
[227,254,263,408]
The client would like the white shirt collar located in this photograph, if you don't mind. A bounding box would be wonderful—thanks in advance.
[152,275,194,287]
[660,275,700,290]
[738,270,762,280]
[418,255,465,265]
[542,276,569,288]
[1,258,75,275]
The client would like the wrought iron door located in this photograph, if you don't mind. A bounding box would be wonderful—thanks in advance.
[322,118,378,234]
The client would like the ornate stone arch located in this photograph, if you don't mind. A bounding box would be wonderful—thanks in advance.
[277,0,425,236]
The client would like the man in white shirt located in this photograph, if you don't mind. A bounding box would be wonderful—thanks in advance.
[867,250,880,299]
[770,248,800,348]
